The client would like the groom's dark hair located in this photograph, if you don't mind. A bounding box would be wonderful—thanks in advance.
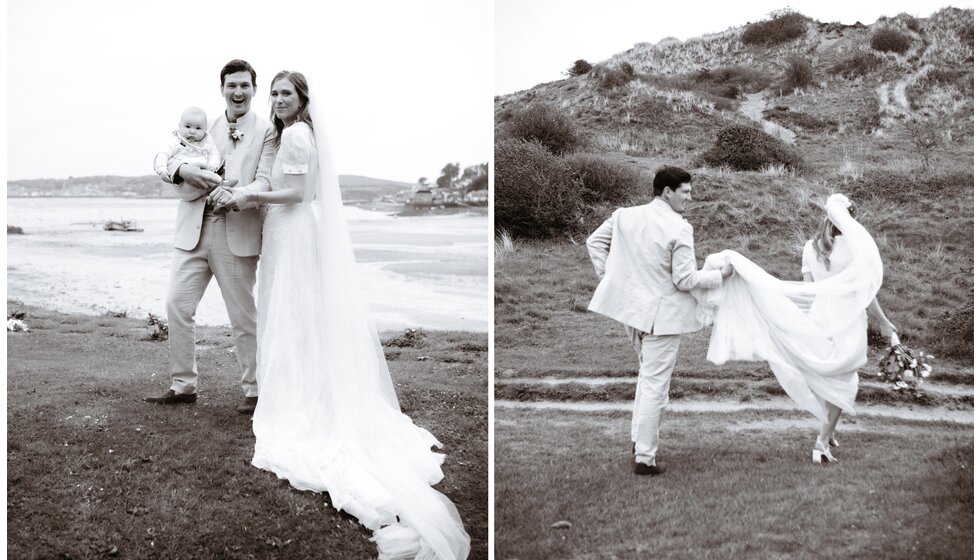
[220,59,257,87]
[653,166,692,196]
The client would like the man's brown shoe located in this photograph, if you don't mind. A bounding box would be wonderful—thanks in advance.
[144,389,197,404]
[633,462,666,476]
[236,396,258,415]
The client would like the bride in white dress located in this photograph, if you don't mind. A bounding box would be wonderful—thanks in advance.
[697,194,896,464]
[226,70,469,559]
[799,200,896,463]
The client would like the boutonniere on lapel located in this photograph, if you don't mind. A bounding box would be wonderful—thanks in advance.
[228,123,244,143]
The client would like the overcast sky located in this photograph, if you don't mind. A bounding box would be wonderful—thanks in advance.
[496,0,975,95]
[7,0,491,182]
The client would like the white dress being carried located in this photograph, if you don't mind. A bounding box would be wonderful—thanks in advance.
[697,195,880,422]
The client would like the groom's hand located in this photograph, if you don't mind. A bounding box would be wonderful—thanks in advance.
[178,164,222,190]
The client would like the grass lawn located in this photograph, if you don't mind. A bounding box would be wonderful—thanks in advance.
[495,407,973,560]
[7,304,488,559]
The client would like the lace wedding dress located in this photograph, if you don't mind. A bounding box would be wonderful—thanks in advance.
[695,194,881,422]
[250,106,469,558]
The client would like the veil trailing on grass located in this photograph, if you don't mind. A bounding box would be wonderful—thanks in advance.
[252,73,469,560]
[695,194,882,422]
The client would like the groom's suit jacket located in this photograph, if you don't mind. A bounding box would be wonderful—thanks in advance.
[165,110,275,257]
[586,198,723,335]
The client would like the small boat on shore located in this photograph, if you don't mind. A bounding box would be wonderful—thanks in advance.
[103,220,143,232]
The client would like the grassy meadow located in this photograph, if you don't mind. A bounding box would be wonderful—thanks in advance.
[6,304,488,559]
[494,7,973,559]
[495,407,972,560]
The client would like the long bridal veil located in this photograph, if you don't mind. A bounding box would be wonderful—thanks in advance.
[696,194,883,422]
[254,73,470,560]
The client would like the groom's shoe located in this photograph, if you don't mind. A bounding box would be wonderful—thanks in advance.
[236,396,258,415]
[633,462,666,476]
[144,389,197,405]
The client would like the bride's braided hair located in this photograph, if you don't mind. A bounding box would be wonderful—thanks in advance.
[269,71,314,148]
[812,201,858,270]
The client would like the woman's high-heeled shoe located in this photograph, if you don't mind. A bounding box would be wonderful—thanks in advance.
[828,435,839,448]
[812,441,838,464]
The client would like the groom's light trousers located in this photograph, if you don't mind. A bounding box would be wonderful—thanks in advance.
[627,327,681,466]
[166,212,259,397]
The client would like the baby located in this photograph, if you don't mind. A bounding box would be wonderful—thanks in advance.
[153,107,222,182]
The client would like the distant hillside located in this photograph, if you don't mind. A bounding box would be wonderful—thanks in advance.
[6,174,415,203]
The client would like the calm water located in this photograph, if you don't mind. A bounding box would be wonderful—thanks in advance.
[6,198,488,332]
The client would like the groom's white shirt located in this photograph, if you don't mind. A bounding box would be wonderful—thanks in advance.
[587,198,723,335]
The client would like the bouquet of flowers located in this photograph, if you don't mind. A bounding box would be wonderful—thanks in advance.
[877,333,933,393]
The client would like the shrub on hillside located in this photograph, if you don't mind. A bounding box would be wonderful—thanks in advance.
[618,61,636,79]
[502,103,579,155]
[564,153,646,204]
[657,66,772,100]
[742,10,808,46]
[784,55,814,89]
[957,22,973,47]
[698,125,807,172]
[870,27,912,54]
[846,169,971,203]
[495,139,583,239]
[829,51,883,78]
[568,59,593,76]
[895,13,921,33]
[592,65,631,90]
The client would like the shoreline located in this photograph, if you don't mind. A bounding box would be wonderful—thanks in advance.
[6,300,488,337]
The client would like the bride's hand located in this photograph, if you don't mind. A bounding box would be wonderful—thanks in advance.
[878,320,897,340]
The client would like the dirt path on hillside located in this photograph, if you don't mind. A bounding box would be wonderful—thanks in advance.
[739,92,797,144]
[495,398,974,424]
[496,375,974,397]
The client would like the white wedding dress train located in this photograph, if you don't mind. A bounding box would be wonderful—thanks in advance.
[251,110,469,558]
[695,194,882,422]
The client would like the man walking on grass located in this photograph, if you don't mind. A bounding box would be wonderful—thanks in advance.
[586,166,733,475]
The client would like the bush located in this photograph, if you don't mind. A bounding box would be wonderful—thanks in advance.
[494,139,583,239]
[593,65,631,90]
[905,119,947,169]
[656,66,773,99]
[895,12,921,33]
[957,22,973,47]
[502,103,579,155]
[847,169,971,203]
[829,51,882,78]
[870,27,912,54]
[742,10,808,46]
[564,153,646,204]
[568,59,592,76]
[784,55,814,89]
[618,61,636,79]
[698,124,807,172]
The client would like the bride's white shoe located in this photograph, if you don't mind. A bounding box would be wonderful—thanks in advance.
[828,435,839,448]
[812,441,838,464]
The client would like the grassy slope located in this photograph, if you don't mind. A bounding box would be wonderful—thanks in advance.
[495,408,973,559]
[495,10,974,557]
[495,8,974,360]
[7,305,488,559]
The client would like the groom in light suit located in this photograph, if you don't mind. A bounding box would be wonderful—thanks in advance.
[587,166,733,475]
[145,59,274,414]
